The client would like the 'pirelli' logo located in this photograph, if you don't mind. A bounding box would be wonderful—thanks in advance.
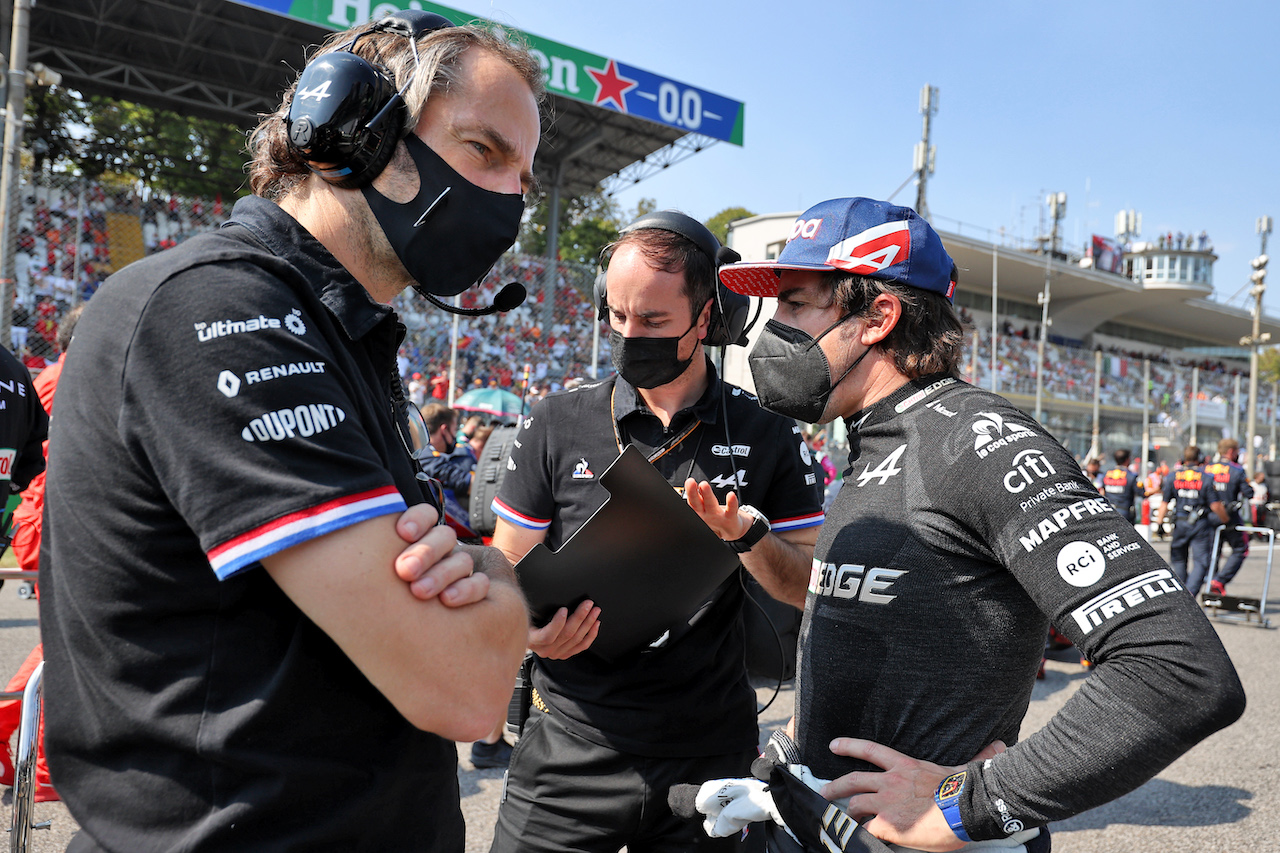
[1070,569,1182,634]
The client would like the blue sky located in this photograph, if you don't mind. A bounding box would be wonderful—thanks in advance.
[461,0,1280,314]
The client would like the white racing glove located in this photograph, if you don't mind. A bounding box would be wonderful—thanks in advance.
[695,777,786,838]
[694,764,833,840]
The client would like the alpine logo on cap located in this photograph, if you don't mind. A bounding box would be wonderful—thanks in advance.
[826,220,911,275]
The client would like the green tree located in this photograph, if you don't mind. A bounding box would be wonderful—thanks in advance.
[518,187,657,265]
[79,96,249,199]
[23,88,250,201]
[1259,347,1280,384]
[704,206,755,245]
[25,86,82,177]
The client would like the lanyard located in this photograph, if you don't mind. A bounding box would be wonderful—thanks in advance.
[610,384,704,487]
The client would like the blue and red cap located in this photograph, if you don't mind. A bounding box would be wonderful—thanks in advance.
[718,197,957,302]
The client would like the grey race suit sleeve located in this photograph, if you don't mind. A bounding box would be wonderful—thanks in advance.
[794,376,1245,842]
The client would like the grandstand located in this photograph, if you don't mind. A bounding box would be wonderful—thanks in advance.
[7,176,229,365]
[725,211,1280,463]
[15,177,1276,471]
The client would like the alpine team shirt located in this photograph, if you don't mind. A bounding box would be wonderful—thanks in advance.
[493,369,824,756]
[40,197,463,852]
[795,374,1242,841]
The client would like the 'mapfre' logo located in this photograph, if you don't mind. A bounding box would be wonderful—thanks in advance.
[826,221,911,275]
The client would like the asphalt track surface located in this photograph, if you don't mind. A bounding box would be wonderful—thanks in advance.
[1,535,1275,852]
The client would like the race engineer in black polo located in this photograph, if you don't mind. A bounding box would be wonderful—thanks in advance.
[716,197,1244,851]
[1155,445,1228,595]
[40,16,541,852]
[486,214,825,852]
[1101,448,1140,523]
[0,345,48,497]
[1203,437,1254,595]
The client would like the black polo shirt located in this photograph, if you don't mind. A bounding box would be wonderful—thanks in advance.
[493,366,824,757]
[40,196,464,852]
[0,347,47,492]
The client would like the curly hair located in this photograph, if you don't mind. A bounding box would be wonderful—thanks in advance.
[248,21,545,200]
[825,271,965,379]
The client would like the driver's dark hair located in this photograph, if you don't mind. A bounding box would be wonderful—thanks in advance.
[820,270,964,379]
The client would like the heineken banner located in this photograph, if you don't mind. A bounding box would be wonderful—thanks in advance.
[230,0,745,145]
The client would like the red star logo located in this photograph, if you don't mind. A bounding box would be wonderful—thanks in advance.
[586,58,638,112]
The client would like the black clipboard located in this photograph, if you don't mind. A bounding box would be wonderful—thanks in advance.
[514,445,742,660]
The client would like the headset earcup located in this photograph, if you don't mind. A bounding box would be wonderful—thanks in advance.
[704,285,750,347]
[718,287,750,347]
[328,97,405,189]
[284,51,405,189]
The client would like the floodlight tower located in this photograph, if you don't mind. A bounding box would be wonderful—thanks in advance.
[1048,191,1067,256]
[1243,216,1272,475]
[1034,192,1066,422]
[914,85,938,221]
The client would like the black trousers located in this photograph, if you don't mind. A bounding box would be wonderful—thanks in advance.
[489,707,761,853]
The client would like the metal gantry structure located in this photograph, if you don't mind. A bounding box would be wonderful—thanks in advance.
[0,0,741,337]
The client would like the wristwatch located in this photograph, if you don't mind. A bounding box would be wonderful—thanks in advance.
[934,771,973,843]
[727,505,771,553]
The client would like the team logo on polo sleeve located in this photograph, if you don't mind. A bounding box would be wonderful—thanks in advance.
[242,403,346,442]
[217,370,242,398]
[285,309,307,335]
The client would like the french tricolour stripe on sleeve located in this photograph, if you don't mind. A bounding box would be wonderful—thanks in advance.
[207,485,407,580]
[491,497,551,531]
[771,511,825,532]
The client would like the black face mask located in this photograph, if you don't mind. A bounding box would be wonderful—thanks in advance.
[609,316,699,390]
[361,133,525,298]
[748,315,868,423]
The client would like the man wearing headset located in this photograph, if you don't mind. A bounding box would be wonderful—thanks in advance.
[705,198,1244,851]
[485,214,825,852]
[40,14,539,852]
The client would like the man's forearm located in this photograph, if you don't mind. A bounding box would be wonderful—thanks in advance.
[741,531,815,610]
[265,516,530,741]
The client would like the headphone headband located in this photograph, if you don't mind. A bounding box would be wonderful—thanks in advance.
[619,210,721,266]
[596,210,751,348]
